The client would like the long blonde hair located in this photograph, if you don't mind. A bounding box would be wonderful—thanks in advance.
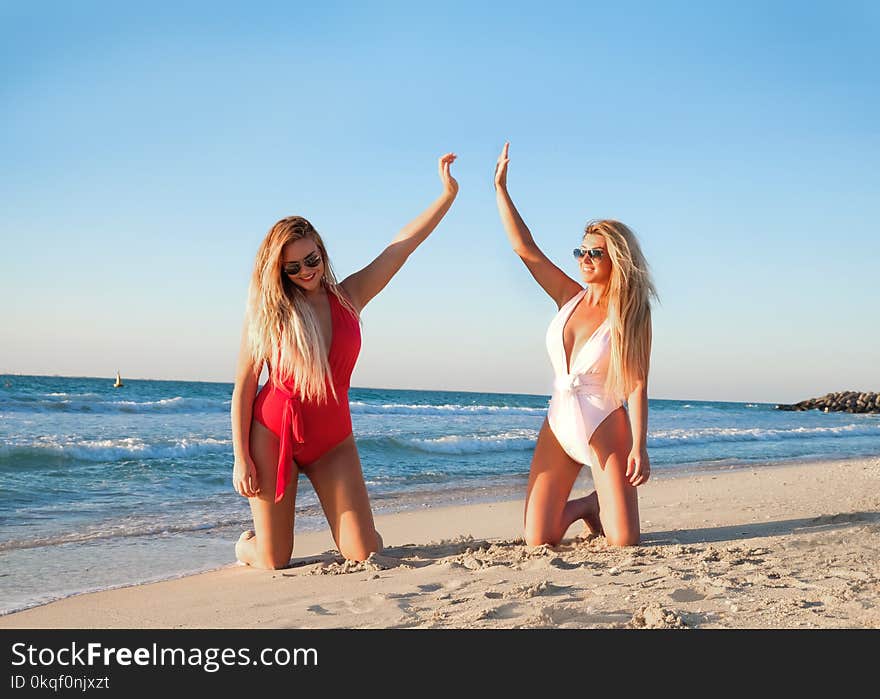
[246,216,358,403]
[583,220,657,400]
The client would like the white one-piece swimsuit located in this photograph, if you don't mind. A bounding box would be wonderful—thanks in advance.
[546,288,623,465]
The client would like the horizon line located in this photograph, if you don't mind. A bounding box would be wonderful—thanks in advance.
[0,372,794,404]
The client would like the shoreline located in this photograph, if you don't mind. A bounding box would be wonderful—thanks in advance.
[4,451,878,618]
[2,455,878,628]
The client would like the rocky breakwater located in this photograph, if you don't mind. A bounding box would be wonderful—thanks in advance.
[776,391,880,413]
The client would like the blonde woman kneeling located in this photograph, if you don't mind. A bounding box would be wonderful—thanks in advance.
[232,154,458,568]
[494,143,656,547]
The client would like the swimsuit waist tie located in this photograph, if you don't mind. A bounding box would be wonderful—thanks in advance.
[553,373,606,395]
[550,373,608,461]
[272,385,305,504]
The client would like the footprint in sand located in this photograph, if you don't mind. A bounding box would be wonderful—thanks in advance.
[549,557,585,571]
[669,588,707,603]
[523,604,602,628]
[475,602,520,621]
[342,594,387,614]
[336,592,421,623]
[306,604,333,616]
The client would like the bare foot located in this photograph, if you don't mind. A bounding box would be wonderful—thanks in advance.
[583,510,604,537]
[235,530,255,565]
[581,492,605,538]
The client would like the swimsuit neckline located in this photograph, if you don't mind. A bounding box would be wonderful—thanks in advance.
[560,289,608,375]
[325,291,338,361]
[275,292,339,379]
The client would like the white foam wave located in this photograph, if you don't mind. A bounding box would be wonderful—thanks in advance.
[0,516,253,552]
[350,401,546,416]
[0,395,230,414]
[398,430,538,455]
[649,423,880,447]
[0,436,232,462]
[364,470,447,485]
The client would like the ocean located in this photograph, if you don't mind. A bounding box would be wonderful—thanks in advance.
[2,374,879,615]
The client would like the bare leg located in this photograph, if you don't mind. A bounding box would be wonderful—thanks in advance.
[587,406,640,546]
[234,421,299,569]
[301,435,381,562]
[523,419,586,546]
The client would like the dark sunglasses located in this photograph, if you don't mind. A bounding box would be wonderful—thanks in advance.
[573,247,606,262]
[283,252,322,276]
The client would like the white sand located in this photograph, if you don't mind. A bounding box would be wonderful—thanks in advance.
[2,457,878,629]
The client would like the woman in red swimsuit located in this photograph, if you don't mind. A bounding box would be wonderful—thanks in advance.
[232,153,458,569]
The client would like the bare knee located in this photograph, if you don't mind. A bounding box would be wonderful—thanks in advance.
[524,524,559,548]
[339,530,381,562]
[264,556,291,570]
[604,527,640,547]
[257,543,292,570]
[340,544,376,562]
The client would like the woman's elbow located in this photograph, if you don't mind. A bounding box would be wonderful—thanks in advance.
[513,244,539,262]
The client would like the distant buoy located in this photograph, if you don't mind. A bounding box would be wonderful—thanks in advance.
[114,370,124,388]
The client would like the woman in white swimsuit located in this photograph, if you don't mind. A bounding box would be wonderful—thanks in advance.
[494,142,657,547]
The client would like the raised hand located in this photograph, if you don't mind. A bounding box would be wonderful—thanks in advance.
[339,152,459,312]
[494,141,510,191]
[439,152,458,197]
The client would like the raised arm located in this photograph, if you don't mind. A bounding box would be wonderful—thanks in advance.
[494,142,582,308]
[231,313,263,498]
[340,153,458,313]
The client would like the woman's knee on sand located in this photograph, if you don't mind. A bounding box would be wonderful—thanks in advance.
[524,515,639,547]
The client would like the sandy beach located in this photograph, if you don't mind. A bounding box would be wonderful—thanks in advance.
[2,456,878,629]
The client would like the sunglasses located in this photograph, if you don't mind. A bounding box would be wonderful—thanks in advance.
[283,252,322,277]
[573,247,606,262]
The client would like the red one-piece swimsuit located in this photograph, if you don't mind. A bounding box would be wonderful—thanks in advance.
[252,289,361,503]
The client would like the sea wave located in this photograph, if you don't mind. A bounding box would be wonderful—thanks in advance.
[359,430,539,455]
[0,437,232,463]
[350,401,546,416]
[0,395,230,414]
[0,518,244,552]
[0,504,330,552]
[364,470,449,485]
[649,423,880,447]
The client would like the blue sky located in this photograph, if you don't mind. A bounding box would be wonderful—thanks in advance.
[2,1,878,402]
